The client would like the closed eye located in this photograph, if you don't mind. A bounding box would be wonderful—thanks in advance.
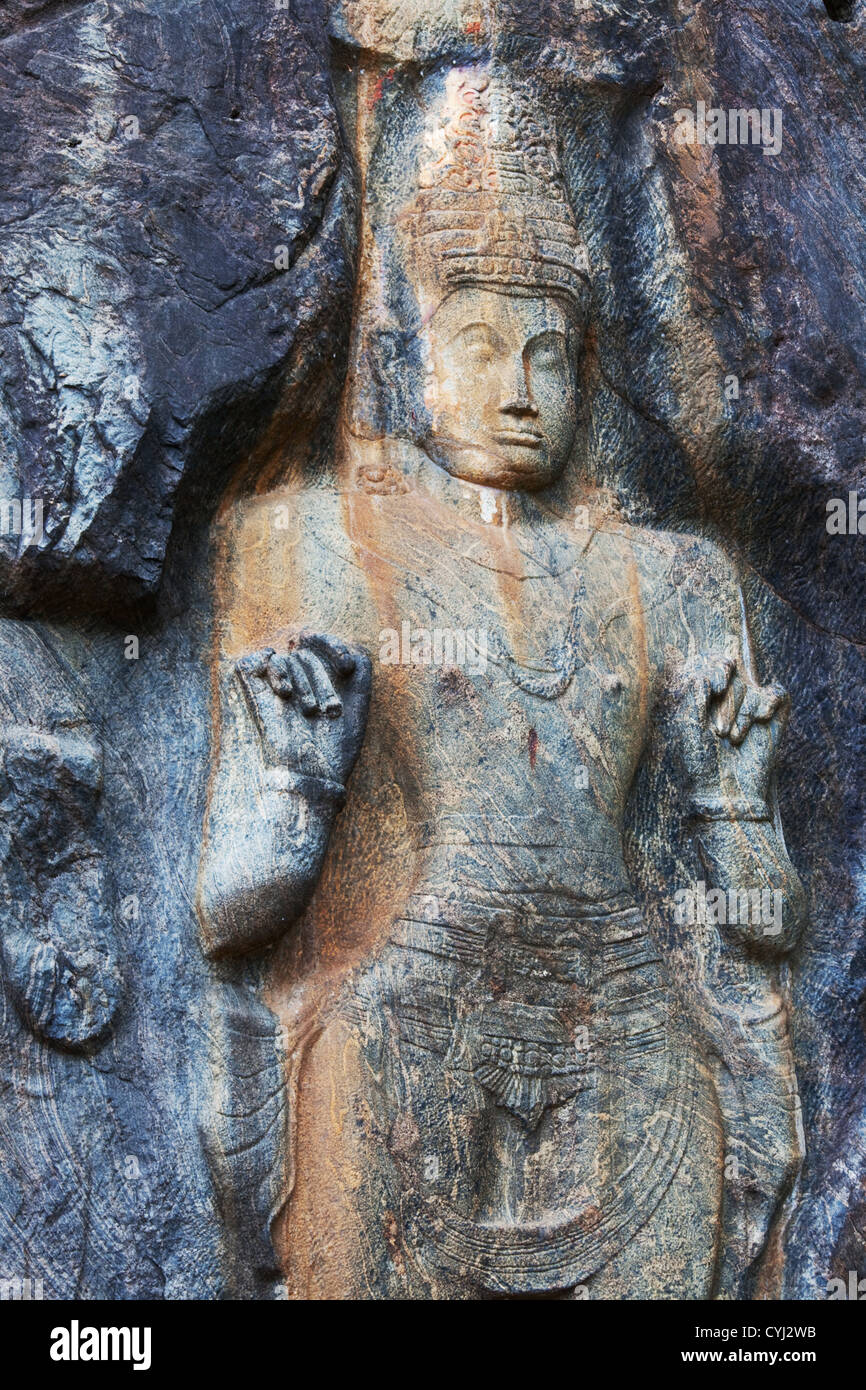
[451,323,504,359]
[527,331,569,366]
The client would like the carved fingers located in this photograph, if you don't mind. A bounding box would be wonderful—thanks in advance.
[691,654,737,727]
[673,651,790,803]
[686,652,788,747]
[728,681,788,747]
[0,727,121,1050]
[233,633,372,786]
[237,636,358,719]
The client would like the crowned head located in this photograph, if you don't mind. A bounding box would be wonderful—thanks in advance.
[397,67,591,490]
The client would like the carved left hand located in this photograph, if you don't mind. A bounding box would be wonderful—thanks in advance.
[672,650,789,808]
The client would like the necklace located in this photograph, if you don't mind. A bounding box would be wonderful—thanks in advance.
[487,577,586,699]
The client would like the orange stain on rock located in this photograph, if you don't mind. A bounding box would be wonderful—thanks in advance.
[367,68,395,110]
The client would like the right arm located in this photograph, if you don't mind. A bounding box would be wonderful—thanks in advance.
[197,634,371,958]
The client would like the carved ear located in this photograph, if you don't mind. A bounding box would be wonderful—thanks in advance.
[347,323,427,441]
[0,727,121,1050]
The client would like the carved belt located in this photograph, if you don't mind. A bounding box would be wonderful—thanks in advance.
[390,891,649,975]
[395,995,594,1129]
[454,1001,593,1129]
[389,895,664,1126]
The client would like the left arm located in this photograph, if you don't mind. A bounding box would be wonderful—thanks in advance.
[661,540,806,960]
[672,648,806,957]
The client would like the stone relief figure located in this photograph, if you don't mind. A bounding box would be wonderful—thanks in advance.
[198,20,807,1298]
[0,622,121,1053]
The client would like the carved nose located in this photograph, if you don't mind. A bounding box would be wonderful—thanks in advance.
[500,361,538,416]
[501,395,538,416]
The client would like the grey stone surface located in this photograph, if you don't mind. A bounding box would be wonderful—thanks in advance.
[0,0,347,611]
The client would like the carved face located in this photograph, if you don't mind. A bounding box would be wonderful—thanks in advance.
[419,287,583,491]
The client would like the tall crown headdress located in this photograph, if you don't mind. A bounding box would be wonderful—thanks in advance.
[401,69,589,308]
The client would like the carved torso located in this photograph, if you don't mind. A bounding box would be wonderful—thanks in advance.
[214,453,734,1296]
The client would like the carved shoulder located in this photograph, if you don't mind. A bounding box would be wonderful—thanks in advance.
[624,529,745,674]
[223,486,374,654]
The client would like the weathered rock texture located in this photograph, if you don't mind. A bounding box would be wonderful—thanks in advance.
[0,0,863,1299]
